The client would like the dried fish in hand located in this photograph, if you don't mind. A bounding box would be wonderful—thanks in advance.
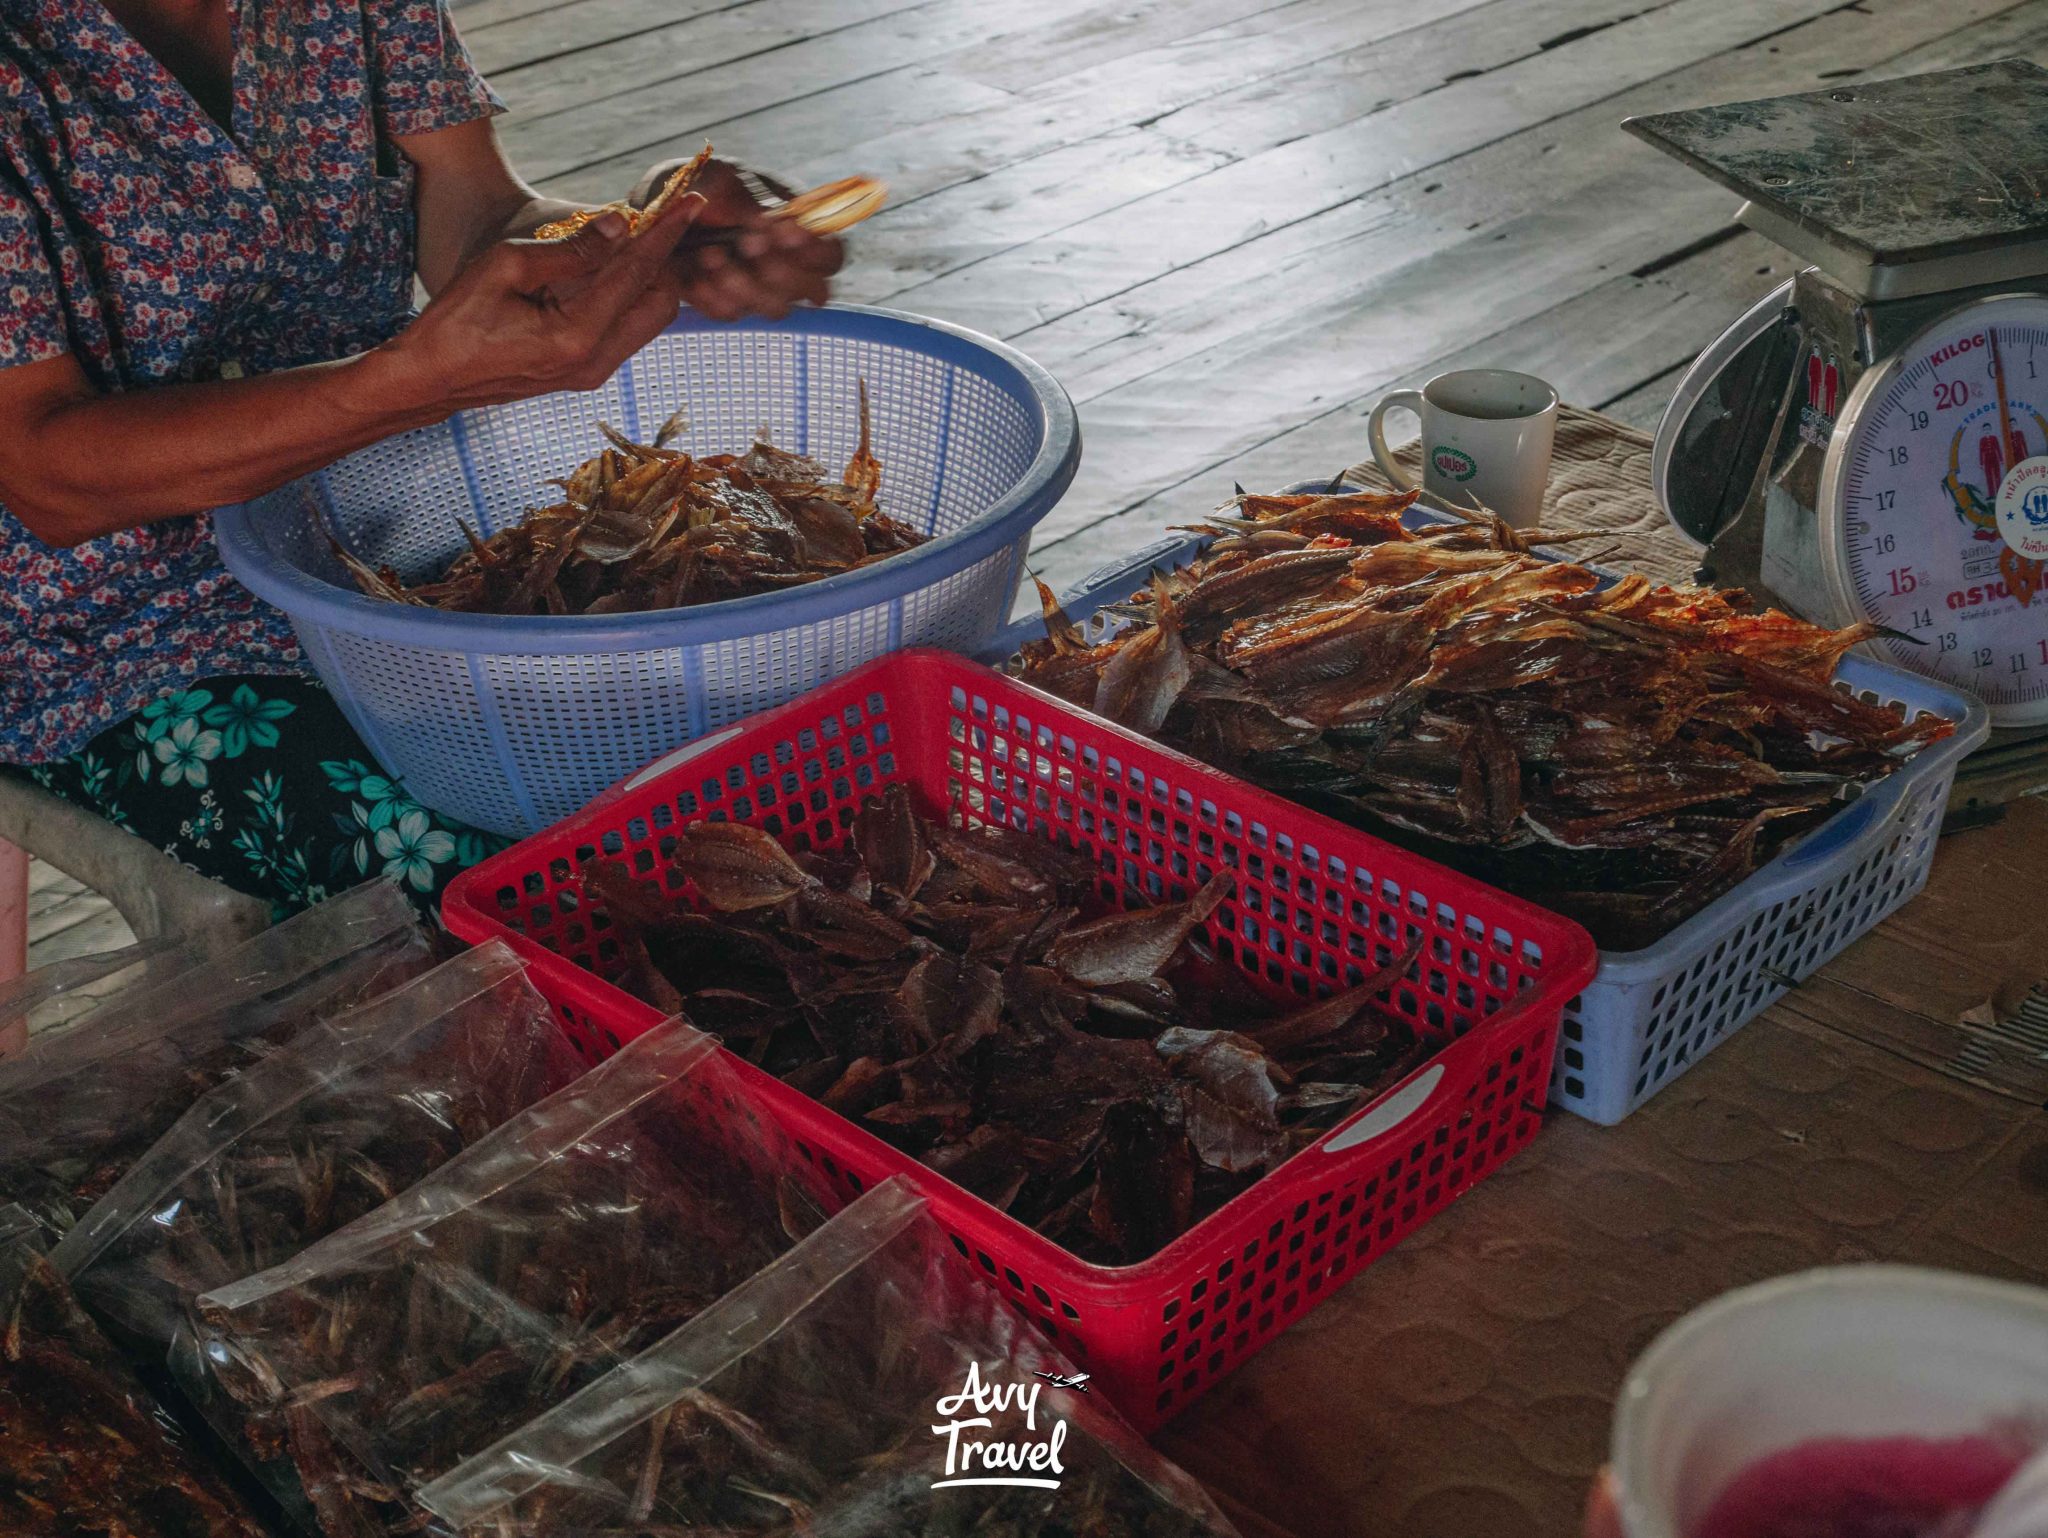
[533,143,887,244]
[336,388,926,616]
[588,784,1433,1264]
[1017,491,1956,949]
[0,1206,274,1538]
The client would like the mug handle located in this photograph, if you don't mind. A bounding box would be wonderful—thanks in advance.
[1367,389,1426,492]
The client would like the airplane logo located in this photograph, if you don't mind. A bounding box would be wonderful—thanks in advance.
[1033,1370,1090,1392]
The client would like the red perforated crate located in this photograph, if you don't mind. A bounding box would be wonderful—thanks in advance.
[443,649,1596,1431]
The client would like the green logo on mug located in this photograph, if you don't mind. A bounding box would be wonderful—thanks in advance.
[1430,445,1477,483]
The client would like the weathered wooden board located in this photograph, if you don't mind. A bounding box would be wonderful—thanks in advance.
[991,0,2038,573]
[534,0,1501,205]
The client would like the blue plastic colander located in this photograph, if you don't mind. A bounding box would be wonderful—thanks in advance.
[214,306,1081,837]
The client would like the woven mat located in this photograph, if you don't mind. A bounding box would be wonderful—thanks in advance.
[1341,404,1704,586]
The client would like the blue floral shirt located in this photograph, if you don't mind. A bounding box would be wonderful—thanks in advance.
[0,0,501,763]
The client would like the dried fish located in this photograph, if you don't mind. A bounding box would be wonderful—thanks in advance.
[336,394,926,617]
[1019,492,1956,949]
[0,1206,273,1538]
[588,783,1432,1264]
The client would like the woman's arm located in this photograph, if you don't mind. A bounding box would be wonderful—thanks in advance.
[401,116,587,295]
[0,199,702,548]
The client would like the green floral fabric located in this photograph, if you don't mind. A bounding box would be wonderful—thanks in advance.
[4,676,508,920]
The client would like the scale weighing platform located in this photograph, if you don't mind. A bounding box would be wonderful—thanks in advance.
[1631,59,2048,740]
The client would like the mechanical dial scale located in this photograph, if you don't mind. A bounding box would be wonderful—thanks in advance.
[1632,60,2048,734]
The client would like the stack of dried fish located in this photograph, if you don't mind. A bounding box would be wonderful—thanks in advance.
[418,1182,1242,1538]
[0,1205,274,1538]
[589,785,1431,1265]
[336,391,930,615]
[193,1023,822,1538]
[0,882,430,1243]
[1017,490,1956,949]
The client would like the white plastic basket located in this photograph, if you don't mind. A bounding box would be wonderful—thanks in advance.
[980,489,1990,1124]
[214,308,1080,838]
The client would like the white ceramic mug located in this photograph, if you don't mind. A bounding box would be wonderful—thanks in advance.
[1367,368,1559,527]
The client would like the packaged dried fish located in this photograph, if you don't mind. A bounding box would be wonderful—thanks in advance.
[0,1204,275,1538]
[418,1180,1241,1538]
[1016,491,1958,948]
[586,785,1432,1265]
[55,941,586,1364]
[190,1020,827,1538]
[0,882,433,1244]
[335,385,928,616]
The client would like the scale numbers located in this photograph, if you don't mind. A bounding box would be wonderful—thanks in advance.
[1822,294,2048,727]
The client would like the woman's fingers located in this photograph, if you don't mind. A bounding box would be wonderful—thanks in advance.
[491,211,631,303]
[674,228,837,320]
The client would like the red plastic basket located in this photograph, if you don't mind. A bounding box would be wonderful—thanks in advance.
[443,649,1597,1431]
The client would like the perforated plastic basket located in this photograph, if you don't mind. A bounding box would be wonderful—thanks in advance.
[442,649,1597,1430]
[213,307,1080,837]
[979,497,1991,1125]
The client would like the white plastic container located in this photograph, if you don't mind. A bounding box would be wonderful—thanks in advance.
[1612,1267,2048,1538]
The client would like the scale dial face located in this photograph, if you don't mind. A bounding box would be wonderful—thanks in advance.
[1822,292,2048,726]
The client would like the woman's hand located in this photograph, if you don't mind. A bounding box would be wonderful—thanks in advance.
[631,157,843,322]
[0,194,707,547]
[379,194,706,411]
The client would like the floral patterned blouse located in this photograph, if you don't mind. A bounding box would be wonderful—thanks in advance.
[0,0,501,764]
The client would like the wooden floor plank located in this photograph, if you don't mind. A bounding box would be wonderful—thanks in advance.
[534,67,1013,206]
[943,0,1312,94]
[1148,0,1665,160]
[1870,0,2048,66]
[26,858,79,899]
[485,0,928,123]
[828,0,1663,307]
[26,903,134,971]
[535,0,1500,210]
[834,128,1234,299]
[877,0,1853,338]
[27,874,87,923]
[497,0,1113,181]
[28,886,119,949]
[464,0,747,75]
[1007,0,2031,408]
[994,0,2032,556]
[1599,363,1690,433]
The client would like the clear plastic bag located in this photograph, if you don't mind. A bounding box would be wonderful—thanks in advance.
[0,881,432,1243]
[419,1178,1242,1538]
[191,1019,825,1538]
[0,1203,275,1538]
[54,939,586,1360]
[0,933,206,1055]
